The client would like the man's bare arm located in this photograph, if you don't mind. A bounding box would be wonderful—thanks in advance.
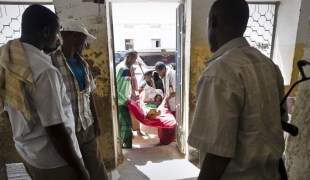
[45,124,89,180]
[198,153,231,180]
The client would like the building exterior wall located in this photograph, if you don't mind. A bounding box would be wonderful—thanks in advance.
[272,0,302,86]
[112,3,178,51]
[113,24,176,51]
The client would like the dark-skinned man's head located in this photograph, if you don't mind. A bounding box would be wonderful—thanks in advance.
[208,0,249,52]
[21,4,60,51]
[60,20,96,54]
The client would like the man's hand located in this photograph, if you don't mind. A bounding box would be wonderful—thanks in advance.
[94,120,101,136]
[198,153,231,180]
[94,121,101,137]
[90,93,101,137]
[76,166,90,180]
[45,124,90,180]
[131,94,136,101]
[124,99,130,107]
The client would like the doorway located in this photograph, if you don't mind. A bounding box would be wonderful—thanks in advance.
[106,0,191,165]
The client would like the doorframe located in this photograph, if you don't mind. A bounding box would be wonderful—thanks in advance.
[183,0,192,159]
[106,0,192,165]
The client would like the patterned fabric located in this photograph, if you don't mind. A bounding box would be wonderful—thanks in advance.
[50,47,96,131]
[115,61,132,105]
[118,105,132,148]
[0,39,34,122]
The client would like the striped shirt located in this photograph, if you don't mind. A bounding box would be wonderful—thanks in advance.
[50,47,96,131]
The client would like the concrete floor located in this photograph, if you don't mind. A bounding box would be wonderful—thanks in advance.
[110,124,199,180]
[6,124,199,180]
[132,124,161,148]
[6,163,31,180]
[110,144,199,180]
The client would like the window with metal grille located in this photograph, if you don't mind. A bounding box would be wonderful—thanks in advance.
[245,3,277,58]
[0,4,54,46]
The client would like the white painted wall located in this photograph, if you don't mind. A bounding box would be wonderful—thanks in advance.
[296,0,310,44]
[285,21,310,179]
[0,0,52,2]
[112,3,178,51]
[272,0,302,85]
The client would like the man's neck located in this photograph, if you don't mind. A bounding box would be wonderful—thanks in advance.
[216,34,242,52]
[61,44,75,59]
[125,61,131,68]
[20,35,43,51]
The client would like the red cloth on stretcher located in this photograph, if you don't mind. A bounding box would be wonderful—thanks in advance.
[127,99,176,145]
[127,99,176,129]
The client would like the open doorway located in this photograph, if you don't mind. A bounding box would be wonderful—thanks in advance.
[106,0,190,158]
[112,2,179,149]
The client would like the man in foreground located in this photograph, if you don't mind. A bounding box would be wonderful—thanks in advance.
[0,5,89,180]
[188,0,287,179]
[50,20,108,180]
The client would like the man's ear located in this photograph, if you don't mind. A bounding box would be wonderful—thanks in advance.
[42,26,50,38]
[210,12,217,29]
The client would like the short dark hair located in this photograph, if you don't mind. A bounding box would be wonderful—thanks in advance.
[144,71,152,77]
[155,61,166,71]
[211,0,249,32]
[154,94,162,101]
[125,49,138,57]
[21,4,59,34]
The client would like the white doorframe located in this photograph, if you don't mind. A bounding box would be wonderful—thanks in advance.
[107,0,182,3]
[106,2,122,167]
[183,0,192,160]
[106,0,192,165]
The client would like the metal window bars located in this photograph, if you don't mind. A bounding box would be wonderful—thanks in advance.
[0,4,54,47]
[245,3,278,58]
[0,3,278,58]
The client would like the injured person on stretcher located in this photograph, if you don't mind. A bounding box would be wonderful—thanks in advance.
[128,84,176,146]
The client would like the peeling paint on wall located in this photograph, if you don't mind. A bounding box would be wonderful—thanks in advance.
[189,45,212,128]
[188,45,212,160]
[82,47,115,166]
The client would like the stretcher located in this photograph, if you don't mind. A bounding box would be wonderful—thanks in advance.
[127,99,176,145]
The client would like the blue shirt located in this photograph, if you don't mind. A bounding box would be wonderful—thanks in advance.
[66,58,85,91]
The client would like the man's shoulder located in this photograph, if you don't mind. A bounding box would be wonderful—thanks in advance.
[206,46,268,75]
[116,63,128,72]
[49,49,64,61]
[27,56,58,79]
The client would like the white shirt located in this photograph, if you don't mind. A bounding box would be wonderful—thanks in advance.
[5,43,82,169]
[188,37,287,179]
[162,69,176,111]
